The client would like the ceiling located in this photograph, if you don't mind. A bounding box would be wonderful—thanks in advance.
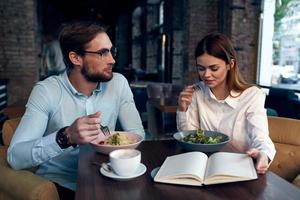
[41,0,140,33]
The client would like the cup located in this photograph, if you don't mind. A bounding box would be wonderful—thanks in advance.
[109,149,141,176]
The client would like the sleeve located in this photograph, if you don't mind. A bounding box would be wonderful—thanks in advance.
[117,76,145,139]
[246,89,276,161]
[176,93,200,131]
[7,83,64,170]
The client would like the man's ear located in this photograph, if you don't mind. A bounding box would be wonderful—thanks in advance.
[69,51,82,66]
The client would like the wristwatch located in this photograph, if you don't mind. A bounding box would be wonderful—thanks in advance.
[56,126,76,149]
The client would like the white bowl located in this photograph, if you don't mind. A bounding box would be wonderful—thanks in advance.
[90,131,143,155]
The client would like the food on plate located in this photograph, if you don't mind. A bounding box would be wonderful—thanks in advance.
[181,128,222,144]
[99,132,134,145]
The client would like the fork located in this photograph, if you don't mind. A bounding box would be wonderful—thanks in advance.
[100,124,111,137]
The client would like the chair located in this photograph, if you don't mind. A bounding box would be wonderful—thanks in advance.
[265,88,299,118]
[268,116,300,188]
[3,106,26,119]
[0,118,60,200]
[146,83,180,140]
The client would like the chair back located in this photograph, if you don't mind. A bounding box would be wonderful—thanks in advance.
[146,84,163,99]
[2,117,21,147]
[268,116,300,182]
[265,88,298,118]
[268,116,300,146]
[146,83,181,99]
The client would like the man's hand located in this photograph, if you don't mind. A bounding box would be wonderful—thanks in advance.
[247,148,269,174]
[65,112,104,145]
[178,85,196,112]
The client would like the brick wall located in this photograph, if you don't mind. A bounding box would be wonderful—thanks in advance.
[230,0,260,83]
[130,0,260,85]
[0,0,40,105]
[184,0,219,84]
[183,0,260,84]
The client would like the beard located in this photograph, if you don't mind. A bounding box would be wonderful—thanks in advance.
[81,65,113,82]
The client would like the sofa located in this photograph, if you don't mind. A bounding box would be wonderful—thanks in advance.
[268,116,300,188]
[0,117,59,200]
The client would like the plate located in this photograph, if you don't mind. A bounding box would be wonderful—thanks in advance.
[90,131,143,155]
[173,130,230,152]
[100,163,147,181]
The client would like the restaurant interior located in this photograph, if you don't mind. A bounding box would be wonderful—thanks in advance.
[0,0,299,199]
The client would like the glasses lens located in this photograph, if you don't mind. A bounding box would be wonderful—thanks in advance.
[111,47,117,58]
[99,49,110,57]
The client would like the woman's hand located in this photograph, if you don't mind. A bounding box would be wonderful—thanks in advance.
[178,85,196,112]
[66,112,104,145]
[247,148,270,174]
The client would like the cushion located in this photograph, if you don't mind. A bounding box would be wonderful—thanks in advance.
[2,117,21,146]
[268,117,300,146]
[269,143,300,182]
[0,157,59,200]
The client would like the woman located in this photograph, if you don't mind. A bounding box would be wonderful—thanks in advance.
[177,33,275,174]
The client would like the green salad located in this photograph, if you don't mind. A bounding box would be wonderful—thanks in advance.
[181,129,222,144]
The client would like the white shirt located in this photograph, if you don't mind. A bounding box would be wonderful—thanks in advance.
[176,82,276,160]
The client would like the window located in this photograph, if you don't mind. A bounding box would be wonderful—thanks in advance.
[258,0,300,91]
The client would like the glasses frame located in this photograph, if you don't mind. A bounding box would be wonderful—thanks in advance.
[83,46,118,59]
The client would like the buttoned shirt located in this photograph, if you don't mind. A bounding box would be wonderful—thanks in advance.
[177,82,276,160]
[7,72,145,190]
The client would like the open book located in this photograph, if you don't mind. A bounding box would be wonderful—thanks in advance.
[154,152,257,186]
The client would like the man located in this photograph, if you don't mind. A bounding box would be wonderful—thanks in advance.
[41,33,66,78]
[7,20,145,199]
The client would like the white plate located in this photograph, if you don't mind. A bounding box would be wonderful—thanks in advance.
[100,163,147,181]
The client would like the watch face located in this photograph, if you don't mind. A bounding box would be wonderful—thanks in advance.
[56,127,70,149]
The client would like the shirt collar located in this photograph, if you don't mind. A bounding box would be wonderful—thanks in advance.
[204,86,240,109]
[61,71,102,96]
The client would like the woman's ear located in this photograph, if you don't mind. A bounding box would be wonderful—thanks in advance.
[230,59,235,68]
[69,51,82,66]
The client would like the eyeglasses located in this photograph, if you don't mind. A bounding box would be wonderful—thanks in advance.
[83,47,118,59]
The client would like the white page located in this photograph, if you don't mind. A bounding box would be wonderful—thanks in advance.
[204,152,257,184]
[155,152,208,183]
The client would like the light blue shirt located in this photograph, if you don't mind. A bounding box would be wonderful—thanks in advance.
[7,72,145,190]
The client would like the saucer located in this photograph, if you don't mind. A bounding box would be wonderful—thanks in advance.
[100,163,147,181]
[150,167,160,179]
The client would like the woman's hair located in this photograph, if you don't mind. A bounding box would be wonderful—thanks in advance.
[194,33,254,95]
[59,20,107,69]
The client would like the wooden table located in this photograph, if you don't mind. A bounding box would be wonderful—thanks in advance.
[75,140,300,200]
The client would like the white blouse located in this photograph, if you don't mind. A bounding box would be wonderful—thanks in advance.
[176,82,276,160]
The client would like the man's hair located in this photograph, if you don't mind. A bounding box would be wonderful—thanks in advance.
[59,20,107,69]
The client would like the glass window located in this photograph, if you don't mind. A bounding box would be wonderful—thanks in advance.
[258,0,300,91]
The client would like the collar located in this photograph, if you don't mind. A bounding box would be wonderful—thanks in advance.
[61,71,102,96]
[204,86,240,109]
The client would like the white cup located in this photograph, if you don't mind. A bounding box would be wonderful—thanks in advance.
[109,149,141,177]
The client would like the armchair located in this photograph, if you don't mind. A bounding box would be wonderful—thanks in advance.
[268,116,300,188]
[0,118,60,200]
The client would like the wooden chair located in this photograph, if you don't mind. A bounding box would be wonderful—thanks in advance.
[268,116,300,188]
